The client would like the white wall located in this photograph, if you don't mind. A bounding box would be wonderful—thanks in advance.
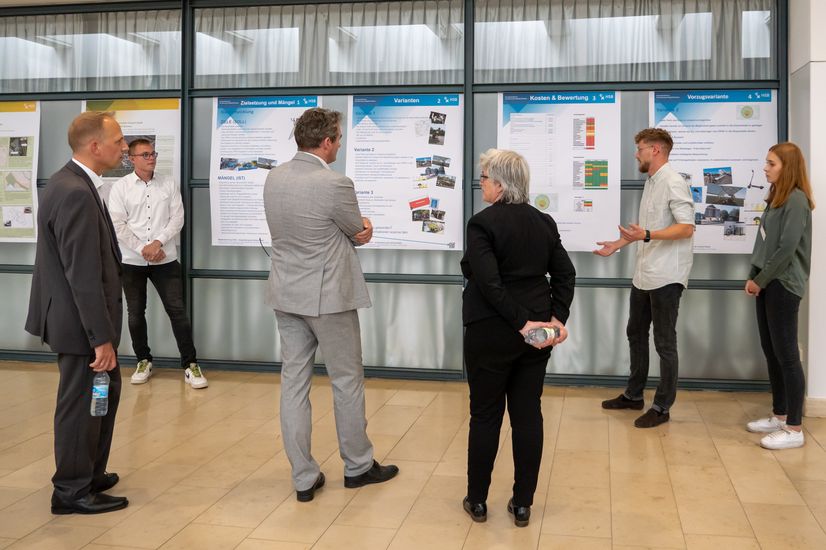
[789,0,826,416]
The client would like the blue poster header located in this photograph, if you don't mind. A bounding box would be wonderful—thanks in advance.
[654,90,773,103]
[353,94,461,107]
[503,92,616,105]
[218,96,318,108]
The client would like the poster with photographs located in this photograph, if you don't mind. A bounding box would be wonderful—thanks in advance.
[0,101,40,242]
[346,94,463,250]
[209,96,320,246]
[650,90,778,254]
[83,99,181,204]
[497,92,622,252]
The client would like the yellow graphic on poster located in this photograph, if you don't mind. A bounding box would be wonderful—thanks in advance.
[0,101,40,242]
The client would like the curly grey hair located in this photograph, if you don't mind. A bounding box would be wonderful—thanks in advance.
[479,148,530,204]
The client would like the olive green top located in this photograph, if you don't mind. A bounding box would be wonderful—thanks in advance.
[749,188,812,298]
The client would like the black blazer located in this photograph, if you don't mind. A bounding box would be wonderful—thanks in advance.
[26,161,123,355]
[461,202,576,330]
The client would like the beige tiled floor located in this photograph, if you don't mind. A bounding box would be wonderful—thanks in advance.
[1,361,826,549]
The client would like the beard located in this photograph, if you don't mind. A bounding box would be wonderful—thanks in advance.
[638,160,649,173]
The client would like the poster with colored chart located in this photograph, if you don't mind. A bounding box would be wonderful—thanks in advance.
[346,94,463,250]
[209,96,320,246]
[84,98,181,204]
[650,90,778,254]
[0,101,40,242]
[497,92,622,252]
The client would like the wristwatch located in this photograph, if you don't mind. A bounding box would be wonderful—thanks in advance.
[643,229,651,243]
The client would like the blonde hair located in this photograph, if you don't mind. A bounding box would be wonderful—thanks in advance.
[67,111,115,152]
[767,142,815,210]
[479,148,530,204]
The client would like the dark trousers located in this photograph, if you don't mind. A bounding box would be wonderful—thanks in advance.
[625,283,684,413]
[121,261,196,368]
[464,316,550,507]
[53,354,121,501]
[755,280,805,426]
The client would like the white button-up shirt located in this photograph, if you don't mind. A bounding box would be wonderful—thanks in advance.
[633,162,695,290]
[107,171,183,266]
[72,158,105,191]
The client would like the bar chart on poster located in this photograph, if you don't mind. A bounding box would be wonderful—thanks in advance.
[498,92,621,252]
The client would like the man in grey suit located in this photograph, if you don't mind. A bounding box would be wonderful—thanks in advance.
[264,108,398,502]
[26,112,129,514]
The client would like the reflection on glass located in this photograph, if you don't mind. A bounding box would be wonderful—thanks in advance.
[0,11,181,93]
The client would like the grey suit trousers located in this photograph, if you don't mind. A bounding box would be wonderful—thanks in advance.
[275,309,374,490]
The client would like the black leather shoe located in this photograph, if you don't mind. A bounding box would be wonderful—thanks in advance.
[507,498,530,527]
[296,473,325,502]
[602,394,644,410]
[462,497,487,522]
[344,460,399,488]
[51,492,128,515]
[634,408,670,428]
[91,472,119,493]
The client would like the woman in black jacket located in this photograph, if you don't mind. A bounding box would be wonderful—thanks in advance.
[461,149,576,527]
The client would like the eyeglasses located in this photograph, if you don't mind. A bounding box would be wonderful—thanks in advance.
[636,145,654,153]
[480,174,490,181]
[129,152,159,159]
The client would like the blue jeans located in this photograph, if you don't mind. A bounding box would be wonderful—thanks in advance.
[121,260,196,368]
[755,279,804,426]
[624,283,684,413]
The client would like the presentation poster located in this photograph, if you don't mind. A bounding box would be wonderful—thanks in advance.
[497,92,622,252]
[650,90,778,254]
[210,96,319,246]
[84,99,181,203]
[346,94,463,250]
[0,101,40,242]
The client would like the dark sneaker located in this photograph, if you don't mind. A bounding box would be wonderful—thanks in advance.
[634,408,670,428]
[507,498,530,527]
[344,460,399,488]
[602,394,644,410]
[463,497,487,522]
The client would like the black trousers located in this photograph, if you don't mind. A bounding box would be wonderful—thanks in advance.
[625,283,684,413]
[53,354,121,501]
[755,279,805,426]
[121,260,196,368]
[464,316,550,507]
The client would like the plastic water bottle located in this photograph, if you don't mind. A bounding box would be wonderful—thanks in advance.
[524,326,560,345]
[91,371,109,417]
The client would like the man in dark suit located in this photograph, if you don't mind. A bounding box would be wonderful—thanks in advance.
[26,112,129,515]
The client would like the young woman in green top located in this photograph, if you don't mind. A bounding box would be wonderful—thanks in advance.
[744,142,815,450]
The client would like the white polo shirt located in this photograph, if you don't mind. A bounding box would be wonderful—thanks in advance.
[107,171,183,266]
[633,162,695,290]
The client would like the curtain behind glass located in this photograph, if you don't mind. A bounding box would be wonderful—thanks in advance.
[474,0,776,83]
[194,1,464,88]
[0,10,181,93]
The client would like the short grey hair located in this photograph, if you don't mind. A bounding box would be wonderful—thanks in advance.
[479,148,530,204]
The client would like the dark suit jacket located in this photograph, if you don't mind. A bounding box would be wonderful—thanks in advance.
[25,161,123,355]
[461,202,576,330]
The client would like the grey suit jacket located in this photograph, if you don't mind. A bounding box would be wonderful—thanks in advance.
[25,161,123,355]
[263,152,371,316]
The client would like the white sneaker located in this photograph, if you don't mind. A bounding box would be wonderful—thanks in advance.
[760,428,805,450]
[184,363,208,389]
[131,360,153,384]
[746,416,786,433]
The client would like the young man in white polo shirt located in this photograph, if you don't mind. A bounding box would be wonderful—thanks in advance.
[108,139,207,389]
[593,128,695,428]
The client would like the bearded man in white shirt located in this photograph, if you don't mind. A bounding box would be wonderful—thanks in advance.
[593,128,695,428]
[107,139,207,389]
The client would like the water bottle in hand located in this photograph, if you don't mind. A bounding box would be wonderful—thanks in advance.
[91,371,110,417]
[524,326,560,345]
